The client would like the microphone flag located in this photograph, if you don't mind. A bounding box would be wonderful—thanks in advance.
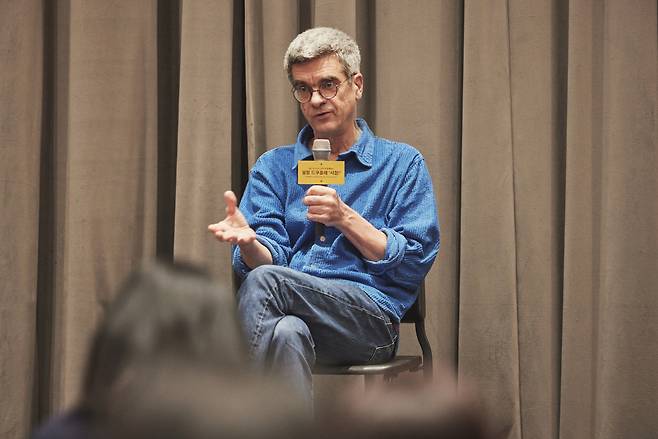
[298,139,345,241]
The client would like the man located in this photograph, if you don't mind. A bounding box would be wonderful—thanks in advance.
[208,27,439,406]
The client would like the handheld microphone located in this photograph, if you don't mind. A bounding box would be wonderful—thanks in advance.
[311,139,331,242]
[312,138,331,160]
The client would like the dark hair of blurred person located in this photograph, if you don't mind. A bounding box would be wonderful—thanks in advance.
[32,260,248,439]
[81,260,247,409]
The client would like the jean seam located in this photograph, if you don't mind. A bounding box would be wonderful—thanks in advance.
[248,288,274,357]
[282,279,388,322]
[367,339,398,362]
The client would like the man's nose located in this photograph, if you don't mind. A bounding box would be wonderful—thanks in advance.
[309,89,326,105]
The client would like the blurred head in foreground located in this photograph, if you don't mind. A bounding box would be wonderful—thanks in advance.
[82,260,247,411]
[85,260,309,438]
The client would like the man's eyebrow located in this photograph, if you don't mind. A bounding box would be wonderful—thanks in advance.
[292,75,340,87]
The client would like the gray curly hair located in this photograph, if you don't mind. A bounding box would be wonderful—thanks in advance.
[283,27,361,83]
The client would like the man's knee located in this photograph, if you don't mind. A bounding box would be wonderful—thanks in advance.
[272,316,314,351]
[270,316,315,369]
[271,315,315,365]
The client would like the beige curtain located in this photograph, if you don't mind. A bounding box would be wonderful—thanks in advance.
[1,1,656,438]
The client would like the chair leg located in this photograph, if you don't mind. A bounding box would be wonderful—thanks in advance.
[364,374,378,391]
[415,321,433,381]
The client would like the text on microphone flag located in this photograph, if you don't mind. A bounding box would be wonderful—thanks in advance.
[297,160,345,185]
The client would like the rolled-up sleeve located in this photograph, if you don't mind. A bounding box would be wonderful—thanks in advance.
[364,156,440,291]
[232,235,289,278]
[231,155,292,279]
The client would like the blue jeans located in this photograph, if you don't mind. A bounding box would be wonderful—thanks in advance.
[236,265,398,406]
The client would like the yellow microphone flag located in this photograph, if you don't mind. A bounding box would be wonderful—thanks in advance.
[298,160,345,185]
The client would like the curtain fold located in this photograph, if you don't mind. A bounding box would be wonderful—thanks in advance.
[244,0,300,164]
[561,1,658,438]
[47,0,160,411]
[593,1,657,435]
[1,1,656,438]
[0,1,42,437]
[460,0,521,434]
[173,0,240,282]
[506,1,565,437]
[559,1,602,437]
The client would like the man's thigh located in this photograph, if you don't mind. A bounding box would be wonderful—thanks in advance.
[241,266,398,365]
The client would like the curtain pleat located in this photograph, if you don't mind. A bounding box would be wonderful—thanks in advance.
[460,1,522,435]
[0,0,656,437]
[593,2,657,436]
[507,1,565,437]
[47,0,159,411]
[173,0,240,284]
[561,1,658,438]
[559,0,602,437]
[244,0,300,166]
[0,1,43,437]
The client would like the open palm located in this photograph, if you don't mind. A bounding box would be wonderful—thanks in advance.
[208,191,257,245]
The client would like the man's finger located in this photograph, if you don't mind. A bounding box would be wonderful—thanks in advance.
[224,190,238,216]
[303,195,326,206]
[209,222,233,232]
[306,185,333,196]
[214,229,237,243]
[307,205,324,215]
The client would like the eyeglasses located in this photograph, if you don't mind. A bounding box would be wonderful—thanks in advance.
[291,74,355,103]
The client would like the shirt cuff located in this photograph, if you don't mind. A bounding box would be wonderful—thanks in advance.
[363,228,407,274]
[232,235,283,278]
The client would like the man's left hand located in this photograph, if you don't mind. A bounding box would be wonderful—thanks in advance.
[303,185,347,227]
[303,185,386,261]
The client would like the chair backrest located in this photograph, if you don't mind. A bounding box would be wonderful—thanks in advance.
[400,282,425,324]
[401,282,433,380]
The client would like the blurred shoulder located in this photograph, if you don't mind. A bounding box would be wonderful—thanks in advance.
[32,408,92,439]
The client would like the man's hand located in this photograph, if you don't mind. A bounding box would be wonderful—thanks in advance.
[208,191,273,268]
[208,191,257,245]
[303,185,348,227]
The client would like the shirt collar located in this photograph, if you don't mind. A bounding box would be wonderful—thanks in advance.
[292,118,374,169]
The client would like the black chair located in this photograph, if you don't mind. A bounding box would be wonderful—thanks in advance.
[313,282,433,388]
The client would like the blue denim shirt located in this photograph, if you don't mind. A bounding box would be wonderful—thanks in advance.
[233,119,440,322]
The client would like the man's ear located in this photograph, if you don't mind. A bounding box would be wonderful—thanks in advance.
[353,73,364,99]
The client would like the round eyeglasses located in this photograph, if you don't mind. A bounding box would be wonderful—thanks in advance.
[291,74,355,103]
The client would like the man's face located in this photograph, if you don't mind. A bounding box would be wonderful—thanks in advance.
[291,54,363,140]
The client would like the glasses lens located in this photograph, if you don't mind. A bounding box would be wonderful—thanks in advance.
[319,82,338,100]
[293,88,310,103]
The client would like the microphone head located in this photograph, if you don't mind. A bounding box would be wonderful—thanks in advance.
[312,139,331,161]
